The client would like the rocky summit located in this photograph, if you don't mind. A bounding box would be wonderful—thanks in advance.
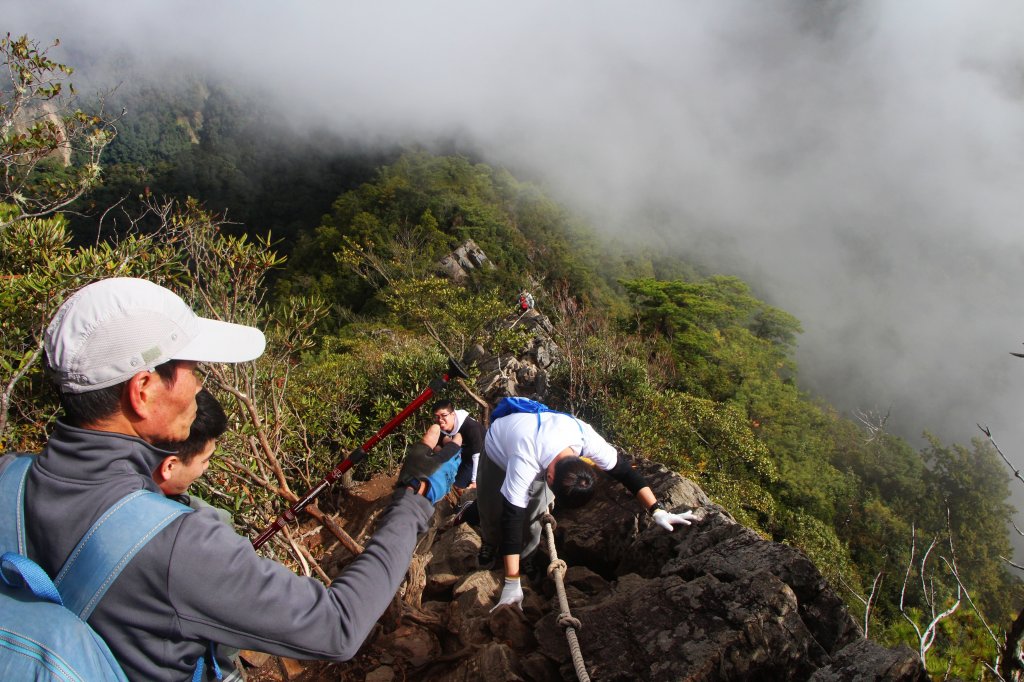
[244,457,928,681]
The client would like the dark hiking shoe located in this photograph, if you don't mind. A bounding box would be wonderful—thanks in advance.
[478,542,497,569]
[522,551,547,588]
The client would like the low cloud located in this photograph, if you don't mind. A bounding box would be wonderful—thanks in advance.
[14,2,1024,516]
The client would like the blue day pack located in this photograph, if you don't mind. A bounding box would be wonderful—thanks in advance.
[490,396,559,424]
[490,396,584,431]
[490,397,588,451]
[0,455,191,682]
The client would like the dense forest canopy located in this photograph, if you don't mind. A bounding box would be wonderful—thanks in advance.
[2,35,1022,679]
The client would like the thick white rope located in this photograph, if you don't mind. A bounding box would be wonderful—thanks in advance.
[542,512,591,682]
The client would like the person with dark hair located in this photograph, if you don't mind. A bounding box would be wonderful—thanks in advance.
[421,399,484,492]
[153,387,228,499]
[549,456,597,508]
[478,408,700,611]
[153,386,244,667]
[0,277,459,681]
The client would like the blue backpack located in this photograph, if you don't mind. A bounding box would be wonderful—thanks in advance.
[490,397,583,434]
[490,396,558,424]
[0,455,192,682]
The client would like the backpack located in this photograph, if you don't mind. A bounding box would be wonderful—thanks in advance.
[0,455,192,682]
[491,396,557,423]
[490,397,583,433]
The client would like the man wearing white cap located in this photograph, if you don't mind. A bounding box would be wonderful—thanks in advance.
[0,277,458,681]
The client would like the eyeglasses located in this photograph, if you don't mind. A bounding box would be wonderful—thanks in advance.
[433,411,454,421]
[153,360,205,384]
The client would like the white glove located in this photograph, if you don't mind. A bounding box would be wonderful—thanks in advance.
[491,577,524,612]
[652,508,700,532]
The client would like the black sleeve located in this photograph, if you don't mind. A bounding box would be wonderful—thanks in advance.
[605,455,648,495]
[499,496,527,557]
[459,417,485,455]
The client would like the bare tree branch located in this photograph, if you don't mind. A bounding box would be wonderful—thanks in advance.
[839,572,884,638]
[978,423,1024,493]
[854,405,891,443]
[899,522,963,669]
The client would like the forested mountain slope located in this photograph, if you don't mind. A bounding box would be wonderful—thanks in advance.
[3,42,1021,678]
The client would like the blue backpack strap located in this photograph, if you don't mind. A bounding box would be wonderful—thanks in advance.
[0,457,204,680]
[191,641,224,682]
[0,455,35,556]
[54,490,190,620]
[0,552,63,605]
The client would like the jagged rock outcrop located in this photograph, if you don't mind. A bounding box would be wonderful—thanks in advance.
[245,459,928,681]
[438,239,494,282]
[465,308,560,405]
[435,240,558,404]
[808,639,929,682]
[14,100,71,166]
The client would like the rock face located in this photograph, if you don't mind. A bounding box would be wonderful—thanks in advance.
[248,460,928,682]
[14,101,71,166]
[437,239,494,282]
[441,457,927,682]
[465,308,560,405]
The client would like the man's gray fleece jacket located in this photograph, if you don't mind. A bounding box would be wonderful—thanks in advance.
[0,421,434,681]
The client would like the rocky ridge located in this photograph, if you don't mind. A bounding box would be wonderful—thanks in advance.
[247,310,925,680]
[243,245,929,680]
[246,456,927,681]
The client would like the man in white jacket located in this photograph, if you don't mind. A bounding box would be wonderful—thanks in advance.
[479,407,701,610]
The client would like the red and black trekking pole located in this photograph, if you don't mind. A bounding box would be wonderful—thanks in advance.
[251,358,470,549]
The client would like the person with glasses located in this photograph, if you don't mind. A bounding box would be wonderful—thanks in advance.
[421,399,485,493]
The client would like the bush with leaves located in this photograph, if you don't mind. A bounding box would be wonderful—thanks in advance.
[0,34,117,228]
[609,381,779,531]
[0,204,187,449]
[379,276,528,363]
[621,275,801,401]
[778,508,854,585]
[289,330,450,478]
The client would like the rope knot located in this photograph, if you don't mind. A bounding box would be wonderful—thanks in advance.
[557,612,583,630]
[547,558,568,577]
[542,521,591,681]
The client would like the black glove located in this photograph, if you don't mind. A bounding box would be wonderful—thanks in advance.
[397,441,461,488]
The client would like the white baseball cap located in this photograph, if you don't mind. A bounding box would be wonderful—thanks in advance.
[45,277,267,393]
